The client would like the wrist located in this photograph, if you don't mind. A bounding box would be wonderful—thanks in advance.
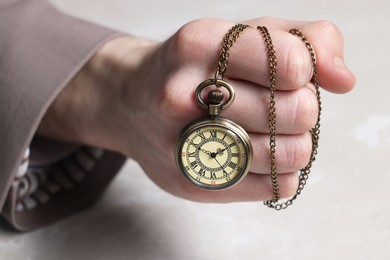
[37,36,159,154]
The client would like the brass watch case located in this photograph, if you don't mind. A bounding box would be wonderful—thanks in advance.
[175,116,253,190]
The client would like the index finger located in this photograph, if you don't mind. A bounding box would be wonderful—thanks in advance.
[245,17,356,93]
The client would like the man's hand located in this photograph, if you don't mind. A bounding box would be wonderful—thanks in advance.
[37,18,355,203]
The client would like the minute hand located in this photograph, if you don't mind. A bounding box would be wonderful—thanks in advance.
[213,157,228,176]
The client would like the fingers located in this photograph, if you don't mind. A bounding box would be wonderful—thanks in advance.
[180,172,299,203]
[169,18,355,94]
[223,81,318,134]
[226,27,314,90]
[245,17,356,93]
[228,172,299,202]
[249,132,312,174]
[303,21,356,93]
[169,19,313,90]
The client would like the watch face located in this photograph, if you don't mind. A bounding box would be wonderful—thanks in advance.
[176,118,252,190]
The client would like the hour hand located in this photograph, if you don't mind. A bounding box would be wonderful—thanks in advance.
[190,142,212,156]
[216,148,226,156]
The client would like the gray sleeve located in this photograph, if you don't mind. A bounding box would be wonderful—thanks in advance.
[0,0,126,230]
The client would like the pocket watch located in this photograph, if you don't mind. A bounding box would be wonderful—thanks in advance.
[175,79,253,190]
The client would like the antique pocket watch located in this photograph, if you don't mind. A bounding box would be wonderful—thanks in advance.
[175,79,253,190]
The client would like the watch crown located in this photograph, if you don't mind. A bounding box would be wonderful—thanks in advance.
[208,90,224,105]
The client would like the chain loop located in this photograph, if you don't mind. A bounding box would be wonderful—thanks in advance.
[213,24,321,210]
[258,27,322,210]
[256,26,280,203]
[215,23,251,86]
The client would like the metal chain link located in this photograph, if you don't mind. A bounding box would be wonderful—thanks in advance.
[256,26,280,202]
[215,23,252,82]
[215,24,321,210]
[260,27,322,210]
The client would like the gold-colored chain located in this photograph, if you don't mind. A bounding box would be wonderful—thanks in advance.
[259,27,322,210]
[215,24,321,210]
[257,26,280,202]
[215,23,251,82]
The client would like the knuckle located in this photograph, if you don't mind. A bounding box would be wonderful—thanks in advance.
[291,87,318,132]
[291,134,312,170]
[311,20,342,39]
[279,172,299,198]
[169,21,198,59]
[167,18,216,63]
[281,134,312,172]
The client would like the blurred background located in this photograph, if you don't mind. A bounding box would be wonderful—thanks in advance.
[1,0,390,259]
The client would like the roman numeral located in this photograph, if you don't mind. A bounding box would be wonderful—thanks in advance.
[223,170,228,177]
[210,130,217,138]
[190,161,198,168]
[190,141,200,148]
[210,172,217,179]
[198,132,206,140]
[188,152,196,157]
[198,169,206,177]
[228,162,237,169]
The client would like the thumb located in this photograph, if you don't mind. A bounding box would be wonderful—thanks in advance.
[302,21,356,94]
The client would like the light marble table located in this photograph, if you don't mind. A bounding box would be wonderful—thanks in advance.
[1,0,390,259]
